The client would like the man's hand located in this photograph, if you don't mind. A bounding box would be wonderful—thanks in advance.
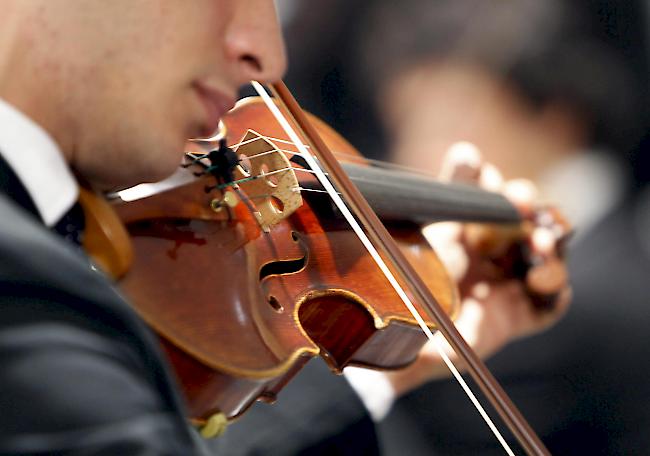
[384,142,572,397]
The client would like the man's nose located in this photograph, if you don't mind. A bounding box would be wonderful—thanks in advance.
[226,0,288,85]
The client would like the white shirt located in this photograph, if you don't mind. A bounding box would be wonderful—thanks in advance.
[0,98,77,226]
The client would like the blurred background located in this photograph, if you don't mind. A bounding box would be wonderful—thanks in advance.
[271,1,650,455]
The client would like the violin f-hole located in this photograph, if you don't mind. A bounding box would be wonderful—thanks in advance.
[258,231,309,282]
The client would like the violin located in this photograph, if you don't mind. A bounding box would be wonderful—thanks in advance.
[79,82,567,454]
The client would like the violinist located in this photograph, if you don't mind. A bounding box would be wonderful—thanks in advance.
[0,2,570,456]
[0,1,285,454]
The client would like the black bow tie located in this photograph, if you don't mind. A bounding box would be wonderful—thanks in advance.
[0,153,39,217]
[0,152,84,246]
[53,202,85,246]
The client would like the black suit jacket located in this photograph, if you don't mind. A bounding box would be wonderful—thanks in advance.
[0,164,376,455]
[0,182,209,454]
[378,196,650,455]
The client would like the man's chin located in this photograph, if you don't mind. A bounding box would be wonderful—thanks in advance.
[84,163,180,194]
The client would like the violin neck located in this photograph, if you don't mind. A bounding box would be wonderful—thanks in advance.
[340,163,521,224]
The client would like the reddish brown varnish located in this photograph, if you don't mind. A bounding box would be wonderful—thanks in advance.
[114,99,458,422]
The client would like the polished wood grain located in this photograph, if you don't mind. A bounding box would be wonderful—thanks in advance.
[114,99,458,420]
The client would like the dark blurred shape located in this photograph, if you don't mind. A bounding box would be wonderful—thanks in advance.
[279,1,650,455]
[283,0,648,182]
[282,0,388,161]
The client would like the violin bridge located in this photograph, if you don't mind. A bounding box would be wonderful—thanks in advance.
[233,130,302,231]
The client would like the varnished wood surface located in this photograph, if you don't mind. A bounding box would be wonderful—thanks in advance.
[115,98,458,419]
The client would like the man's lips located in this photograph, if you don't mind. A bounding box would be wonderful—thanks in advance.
[192,82,236,137]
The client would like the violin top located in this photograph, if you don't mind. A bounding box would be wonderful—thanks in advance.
[79,90,563,454]
[106,97,458,420]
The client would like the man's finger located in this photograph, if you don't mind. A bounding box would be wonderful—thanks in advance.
[439,141,482,183]
[478,162,504,192]
[422,222,469,281]
[531,226,557,254]
[502,178,538,212]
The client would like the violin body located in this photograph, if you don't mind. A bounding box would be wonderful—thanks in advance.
[114,99,458,421]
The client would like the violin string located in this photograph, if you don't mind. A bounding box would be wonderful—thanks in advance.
[214,166,328,190]
[232,186,261,220]
[229,134,447,184]
[240,147,306,161]
[229,136,270,149]
[186,144,309,171]
[330,150,442,179]
[230,136,434,188]
[239,193,275,201]
[230,134,312,150]
[253,81,516,456]
[297,187,340,194]
[192,126,437,191]
[230,134,439,183]
[242,187,341,201]
[232,134,444,181]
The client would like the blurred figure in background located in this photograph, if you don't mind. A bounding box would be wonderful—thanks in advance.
[279,0,650,454]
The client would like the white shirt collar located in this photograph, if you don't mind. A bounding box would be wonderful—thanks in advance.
[0,98,77,226]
